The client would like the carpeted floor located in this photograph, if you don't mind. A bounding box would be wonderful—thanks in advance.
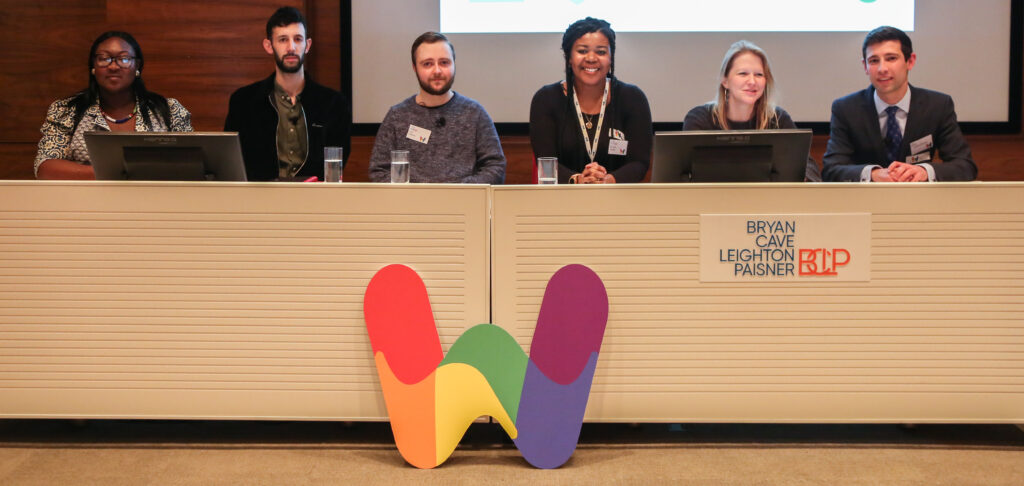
[1,420,1023,485]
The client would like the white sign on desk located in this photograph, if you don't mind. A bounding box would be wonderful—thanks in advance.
[700,213,871,282]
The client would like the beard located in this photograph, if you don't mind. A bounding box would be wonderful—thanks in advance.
[418,74,455,96]
[275,51,304,74]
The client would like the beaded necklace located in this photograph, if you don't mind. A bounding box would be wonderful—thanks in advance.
[102,104,137,124]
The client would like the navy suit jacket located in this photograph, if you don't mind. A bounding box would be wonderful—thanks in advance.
[822,85,977,182]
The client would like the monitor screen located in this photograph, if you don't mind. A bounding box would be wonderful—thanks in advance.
[651,129,812,183]
[85,132,247,182]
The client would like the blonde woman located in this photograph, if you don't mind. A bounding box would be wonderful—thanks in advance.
[683,40,820,181]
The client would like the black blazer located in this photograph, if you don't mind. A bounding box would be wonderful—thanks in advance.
[224,73,351,181]
[822,85,977,182]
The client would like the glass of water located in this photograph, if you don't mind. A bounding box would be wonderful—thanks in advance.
[324,147,343,183]
[537,157,557,184]
[391,150,410,183]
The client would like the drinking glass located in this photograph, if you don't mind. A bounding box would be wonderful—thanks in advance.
[324,147,343,183]
[391,150,410,183]
[537,157,557,184]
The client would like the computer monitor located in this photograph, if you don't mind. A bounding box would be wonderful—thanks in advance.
[651,129,812,183]
[85,132,247,181]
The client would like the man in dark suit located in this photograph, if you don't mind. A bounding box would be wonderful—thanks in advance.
[822,26,977,182]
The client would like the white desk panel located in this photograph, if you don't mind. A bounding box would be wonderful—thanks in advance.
[491,183,1024,422]
[0,181,490,420]
[3,182,1021,423]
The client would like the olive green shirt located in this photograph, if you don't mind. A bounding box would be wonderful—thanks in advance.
[274,82,308,179]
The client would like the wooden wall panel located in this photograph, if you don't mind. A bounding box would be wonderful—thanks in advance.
[0,0,339,139]
[0,145,39,180]
[101,0,324,132]
[0,1,107,144]
[963,135,1024,181]
[307,0,341,91]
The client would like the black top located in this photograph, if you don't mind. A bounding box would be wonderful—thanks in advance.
[683,103,794,131]
[529,80,653,183]
[682,103,821,182]
[225,73,351,181]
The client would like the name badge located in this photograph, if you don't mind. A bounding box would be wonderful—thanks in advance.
[910,134,933,155]
[406,125,431,144]
[906,152,932,164]
[608,139,628,156]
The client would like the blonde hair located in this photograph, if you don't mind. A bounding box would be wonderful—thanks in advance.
[711,40,779,130]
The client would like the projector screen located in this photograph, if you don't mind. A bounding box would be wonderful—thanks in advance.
[351,1,1014,127]
[439,0,916,33]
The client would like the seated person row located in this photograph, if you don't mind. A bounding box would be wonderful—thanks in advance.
[36,15,976,184]
[34,7,349,183]
[527,21,975,184]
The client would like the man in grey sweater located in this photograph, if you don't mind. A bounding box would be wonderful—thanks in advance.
[368,32,506,184]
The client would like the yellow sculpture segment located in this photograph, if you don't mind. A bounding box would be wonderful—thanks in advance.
[434,362,519,464]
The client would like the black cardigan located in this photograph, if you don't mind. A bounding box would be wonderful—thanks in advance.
[529,79,653,183]
[224,73,351,181]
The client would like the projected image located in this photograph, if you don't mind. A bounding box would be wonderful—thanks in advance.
[440,0,915,33]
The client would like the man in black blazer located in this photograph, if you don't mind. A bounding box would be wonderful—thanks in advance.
[224,7,351,181]
[823,26,977,182]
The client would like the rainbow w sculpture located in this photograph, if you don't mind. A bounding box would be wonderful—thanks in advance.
[363,264,608,469]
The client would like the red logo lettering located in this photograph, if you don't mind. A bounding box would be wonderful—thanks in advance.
[799,248,851,276]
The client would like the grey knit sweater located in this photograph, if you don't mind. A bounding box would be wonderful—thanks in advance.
[368,92,506,183]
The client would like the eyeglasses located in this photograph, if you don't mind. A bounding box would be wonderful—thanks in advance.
[94,55,135,68]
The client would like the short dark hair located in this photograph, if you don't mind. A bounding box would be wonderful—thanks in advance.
[266,6,307,39]
[862,26,913,61]
[561,17,616,86]
[411,31,454,65]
